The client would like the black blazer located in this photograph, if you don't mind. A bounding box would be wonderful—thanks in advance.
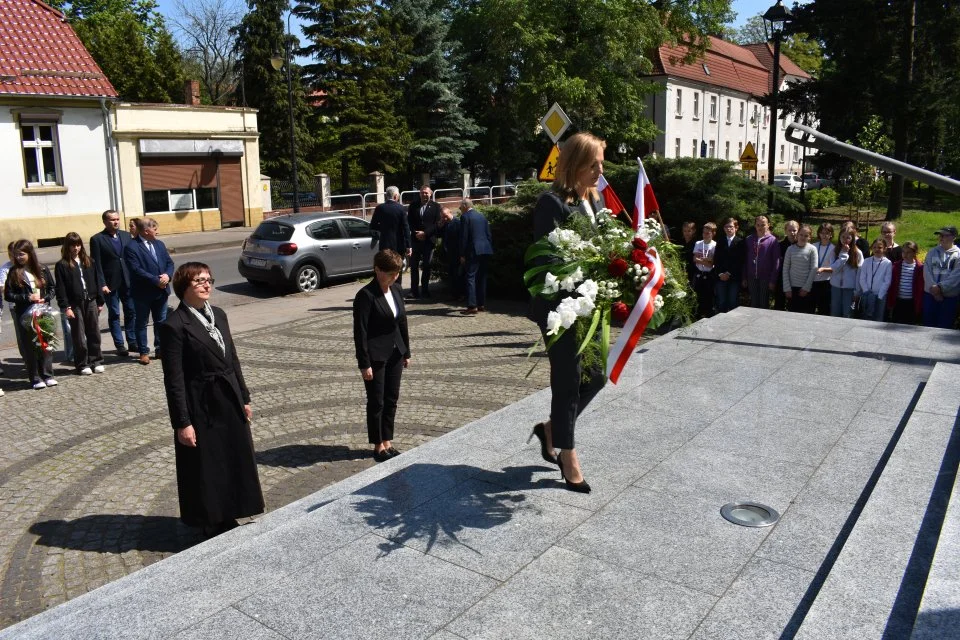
[158,304,250,430]
[54,259,104,309]
[353,279,410,369]
[90,229,133,293]
[713,235,745,281]
[408,199,443,241]
[4,265,55,317]
[370,200,411,255]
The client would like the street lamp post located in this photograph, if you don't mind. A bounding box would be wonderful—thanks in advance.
[271,11,299,213]
[763,0,792,212]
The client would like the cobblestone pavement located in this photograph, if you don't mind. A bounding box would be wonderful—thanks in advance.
[0,299,550,629]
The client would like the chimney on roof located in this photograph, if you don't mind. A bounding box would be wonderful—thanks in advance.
[184,80,200,106]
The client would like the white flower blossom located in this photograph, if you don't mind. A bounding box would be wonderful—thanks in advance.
[545,311,562,336]
[576,279,598,301]
[570,266,584,283]
[654,295,664,311]
[542,272,559,295]
[670,289,687,299]
[560,275,577,292]
[556,299,579,328]
[572,295,595,317]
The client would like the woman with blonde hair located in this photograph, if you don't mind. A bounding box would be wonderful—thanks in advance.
[528,132,607,493]
[55,232,105,375]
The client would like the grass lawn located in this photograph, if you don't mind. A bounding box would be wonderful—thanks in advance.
[805,193,959,259]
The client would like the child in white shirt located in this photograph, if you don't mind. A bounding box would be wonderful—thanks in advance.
[856,237,893,322]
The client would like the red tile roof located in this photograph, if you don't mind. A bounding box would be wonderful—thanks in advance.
[650,35,808,98]
[741,42,810,83]
[0,0,117,98]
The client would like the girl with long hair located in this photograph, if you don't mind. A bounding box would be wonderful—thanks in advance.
[55,233,105,375]
[3,239,57,389]
[829,229,863,318]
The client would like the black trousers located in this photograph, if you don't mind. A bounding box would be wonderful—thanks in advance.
[812,280,832,316]
[542,324,606,450]
[787,287,815,313]
[891,298,918,325]
[68,298,103,369]
[363,348,403,444]
[694,271,716,318]
[410,241,434,295]
[13,316,54,383]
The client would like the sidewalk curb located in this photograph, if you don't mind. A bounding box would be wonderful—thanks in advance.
[168,240,245,255]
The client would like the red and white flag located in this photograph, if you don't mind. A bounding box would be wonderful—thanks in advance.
[606,245,665,384]
[632,158,660,230]
[597,174,626,217]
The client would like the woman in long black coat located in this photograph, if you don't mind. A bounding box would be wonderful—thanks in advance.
[353,249,411,462]
[159,262,263,537]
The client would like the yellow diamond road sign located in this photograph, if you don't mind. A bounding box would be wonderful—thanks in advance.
[740,141,759,163]
[540,103,571,143]
[539,144,560,181]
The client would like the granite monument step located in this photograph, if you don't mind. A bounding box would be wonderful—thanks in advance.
[3,308,959,640]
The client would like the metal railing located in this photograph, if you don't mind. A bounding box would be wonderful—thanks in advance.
[267,183,519,219]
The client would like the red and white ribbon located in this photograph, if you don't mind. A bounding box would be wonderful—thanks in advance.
[606,246,665,384]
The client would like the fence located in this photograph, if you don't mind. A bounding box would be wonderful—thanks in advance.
[265,181,518,220]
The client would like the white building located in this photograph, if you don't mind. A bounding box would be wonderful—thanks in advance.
[646,36,813,182]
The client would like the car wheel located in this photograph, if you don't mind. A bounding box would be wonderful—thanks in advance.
[293,263,323,292]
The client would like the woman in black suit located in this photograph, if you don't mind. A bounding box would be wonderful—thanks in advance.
[713,217,745,313]
[55,232,105,375]
[353,249,411,462]
[159,262,263,538]
[529,132,608,494]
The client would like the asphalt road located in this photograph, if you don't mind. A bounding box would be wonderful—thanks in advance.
[0,246,297,352]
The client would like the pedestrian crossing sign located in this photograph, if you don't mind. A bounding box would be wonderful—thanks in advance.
[539,144,560,181]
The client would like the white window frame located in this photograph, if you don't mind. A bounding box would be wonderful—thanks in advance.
[708,140,716,158]
[710,95,718,122]
[675,89,683,117]
[693,93,700,120]
[739,102,745,126]
[674,137,681,158]
[780,144,785,162]
[724,141,730,160]
[761,144,766,163]
[692,139,698,157]
[20,119,63,187]
[738,141,743,157]
[725,99,732,124]
[143,187,220,214]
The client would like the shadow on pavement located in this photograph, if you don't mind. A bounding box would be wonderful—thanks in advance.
[29,515,198,554]
[350,463,554,557]
[256,443,368,468]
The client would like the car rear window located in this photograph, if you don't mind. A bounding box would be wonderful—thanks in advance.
[252,221,294,241]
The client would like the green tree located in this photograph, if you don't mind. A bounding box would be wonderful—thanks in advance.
[391,0,479,181]
[231,0,314,184]
[732,14,822,76]
[52,0,186,102]
[299,0,411,190]
[450,0,734,178]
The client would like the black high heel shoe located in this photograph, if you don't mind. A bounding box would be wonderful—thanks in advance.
[527,423,558,465]
[557,452,591,494]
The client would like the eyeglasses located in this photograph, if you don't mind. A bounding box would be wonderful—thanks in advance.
[192,277,215,286]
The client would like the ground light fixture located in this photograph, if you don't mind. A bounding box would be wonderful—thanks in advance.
[720,501,781,527]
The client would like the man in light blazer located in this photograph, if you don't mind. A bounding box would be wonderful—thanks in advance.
[123,217,175,365]
[90,209,137,356]
[458,198,493,315]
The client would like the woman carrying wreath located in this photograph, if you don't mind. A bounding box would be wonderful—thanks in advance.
[528,132,608,494]
[159,262,264,538]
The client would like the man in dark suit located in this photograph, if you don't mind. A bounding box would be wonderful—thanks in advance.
[458,198,493,315]
[90,209,137,356]
[407,185,443,298]
[123,217,175,365]
[439,207,463,301]
[370,186,411,286]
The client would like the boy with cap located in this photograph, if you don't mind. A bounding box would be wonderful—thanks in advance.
[922,226,960,328]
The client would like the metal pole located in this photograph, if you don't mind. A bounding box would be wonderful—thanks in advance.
[766,31,782,212]
[285,13,299,213]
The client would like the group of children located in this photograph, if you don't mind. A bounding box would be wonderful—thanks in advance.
[1,236,108,395]
[680,216,960,329]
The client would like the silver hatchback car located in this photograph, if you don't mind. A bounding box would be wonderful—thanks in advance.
[238,213,379,292]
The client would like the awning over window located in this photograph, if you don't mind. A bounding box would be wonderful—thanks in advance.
[138,139,243,157]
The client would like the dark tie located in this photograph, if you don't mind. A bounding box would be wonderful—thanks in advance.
[147,241,158,263]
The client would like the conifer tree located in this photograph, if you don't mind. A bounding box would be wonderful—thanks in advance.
[231,0,314,184]
[299,0,411,190]
[391,0,478,180]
